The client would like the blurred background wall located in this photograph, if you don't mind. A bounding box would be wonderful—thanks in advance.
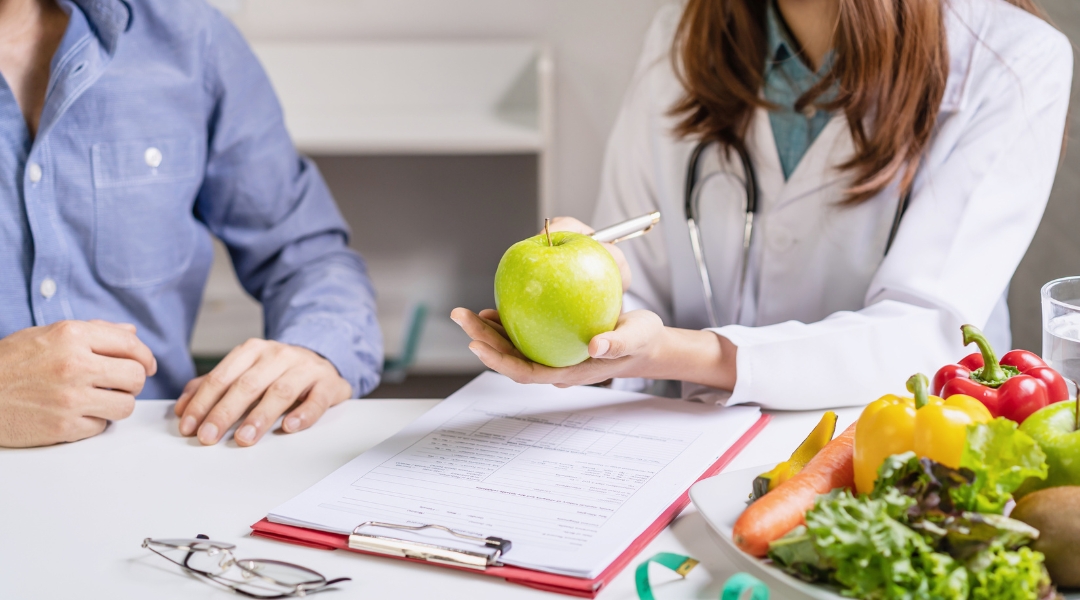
[223,0,668,222]
[1012,0,1080,352]
[195,0,1079,390]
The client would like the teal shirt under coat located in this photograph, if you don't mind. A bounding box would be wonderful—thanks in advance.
[764,4,835,180]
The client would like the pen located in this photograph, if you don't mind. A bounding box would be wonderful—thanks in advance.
[590,211,661,244]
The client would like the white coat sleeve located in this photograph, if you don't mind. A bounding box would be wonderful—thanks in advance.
[591,7,683,327]
[691,26,1073,409]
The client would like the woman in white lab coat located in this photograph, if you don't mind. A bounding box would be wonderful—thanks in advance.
[452,0,1073,409]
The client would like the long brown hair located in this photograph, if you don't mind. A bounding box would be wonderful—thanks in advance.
[671,0,1048,204]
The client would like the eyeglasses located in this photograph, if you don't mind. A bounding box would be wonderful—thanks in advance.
[142,535,350,598]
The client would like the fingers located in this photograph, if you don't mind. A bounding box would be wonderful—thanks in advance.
[81,389,137,421]
[451,309,521,358]
[60,417,109,443]
[468,340,541,381]
[477,309,505,330]
[174,375,205,416]
[589,310,663,360]
[233,367,313,446]
[89,355,147,395]
[469,340,618,386]
[87,319,137,334]
[545,216,594,235]
[177,340,351,446]
[82,322,157,376]
[281,376,351,435]
[178,341,262,438]
[196,354,291,445]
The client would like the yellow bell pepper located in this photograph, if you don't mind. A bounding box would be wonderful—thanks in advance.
[914,393,992,469]
[854,374,992,494]
[752,411,837,499]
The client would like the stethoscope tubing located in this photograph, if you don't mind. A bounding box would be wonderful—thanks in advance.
[683,139,910,330]
[685,140,759,328]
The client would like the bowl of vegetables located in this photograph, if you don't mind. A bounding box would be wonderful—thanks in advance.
[692,352,1077,600]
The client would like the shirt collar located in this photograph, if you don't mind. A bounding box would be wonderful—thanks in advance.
[765,1,793,67]
[68,0,130,55]
[51,1,93,74]
[765,1,834,76]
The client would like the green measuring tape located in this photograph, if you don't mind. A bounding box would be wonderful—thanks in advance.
[635,553,769,600]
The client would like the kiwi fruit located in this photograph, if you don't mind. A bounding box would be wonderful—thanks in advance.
[1011,486,1080,588]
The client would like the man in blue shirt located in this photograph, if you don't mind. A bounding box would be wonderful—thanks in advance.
[0,0,382,447]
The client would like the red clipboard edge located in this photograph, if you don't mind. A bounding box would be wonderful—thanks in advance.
[251,413,772,598]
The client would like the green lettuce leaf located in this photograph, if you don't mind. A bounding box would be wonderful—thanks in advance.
[956,419,1048,514]
[869,451,1040,559]
[770,488,969,599]
[765,525,834,583]
[872,451,975,521]
[968,544,1054,600]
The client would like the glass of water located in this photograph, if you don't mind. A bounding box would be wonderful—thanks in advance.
[1042,277,1080,387]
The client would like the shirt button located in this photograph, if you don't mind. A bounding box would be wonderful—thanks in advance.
[27,163,42,183]
[40,278,57,299]
[144,147,163,168]
[802,105,818,119]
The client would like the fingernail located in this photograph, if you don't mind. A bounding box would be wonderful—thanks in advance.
[594,339,611,357]
[469,346,481,357]
[198,422,219,445]
[180,416,196,436]
[151,358,158,374]
[284,415,302,432]
[236,424,256,444]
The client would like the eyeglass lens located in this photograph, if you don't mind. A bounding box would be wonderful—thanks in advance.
[146,538,336,598]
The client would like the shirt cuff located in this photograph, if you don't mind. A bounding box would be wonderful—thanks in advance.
[681,325,784,407]
[275,318,381,398]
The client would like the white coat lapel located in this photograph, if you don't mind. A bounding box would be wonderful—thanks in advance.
[745,107,785,207]
[774,114,856,210]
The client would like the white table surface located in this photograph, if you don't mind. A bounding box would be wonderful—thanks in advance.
[0,393,862,600]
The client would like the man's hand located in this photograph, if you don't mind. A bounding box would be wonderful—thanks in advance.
[546,217,632,292]
[0,320,156,448]
[174,339,352,446]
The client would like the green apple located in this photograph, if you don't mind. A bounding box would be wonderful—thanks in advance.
[1018,399,1080,494]
[494,231,622,367]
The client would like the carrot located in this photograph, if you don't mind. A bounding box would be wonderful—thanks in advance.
[732,421,857,557]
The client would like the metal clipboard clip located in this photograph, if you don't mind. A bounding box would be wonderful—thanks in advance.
[348,521,512,571]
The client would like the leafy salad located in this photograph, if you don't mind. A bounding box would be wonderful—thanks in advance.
[767,419,1056,600]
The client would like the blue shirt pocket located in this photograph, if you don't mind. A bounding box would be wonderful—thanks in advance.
[91,137,202,288]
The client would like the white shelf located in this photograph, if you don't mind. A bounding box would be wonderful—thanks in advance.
[276,111,542,155]
[251,41,553,157]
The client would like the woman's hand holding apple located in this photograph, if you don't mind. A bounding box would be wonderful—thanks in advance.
[453,215,738,391]
[452,308,664,387]
[451,308,737,391]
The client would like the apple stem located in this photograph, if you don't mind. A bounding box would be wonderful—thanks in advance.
[544,218,553,247]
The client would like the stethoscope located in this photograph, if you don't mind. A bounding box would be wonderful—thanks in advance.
[683,139,911,328]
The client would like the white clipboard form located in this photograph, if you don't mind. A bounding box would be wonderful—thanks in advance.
[267,372,762,579]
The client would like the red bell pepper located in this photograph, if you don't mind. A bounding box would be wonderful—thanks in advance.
[932,324,1069,423]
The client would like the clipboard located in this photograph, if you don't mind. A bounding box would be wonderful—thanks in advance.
[250,413,770,598]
